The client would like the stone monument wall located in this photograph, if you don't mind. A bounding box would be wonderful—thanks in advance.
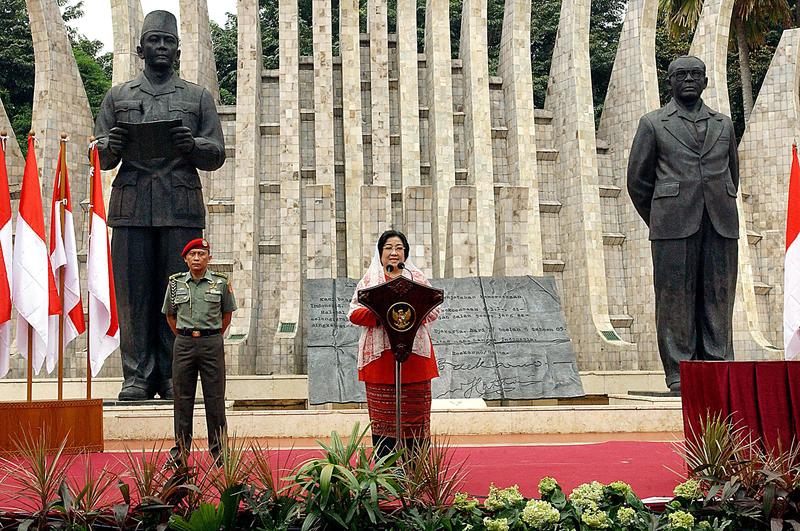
[1,0,792,379]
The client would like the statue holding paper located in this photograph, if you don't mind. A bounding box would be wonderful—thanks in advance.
[93,10,226,401]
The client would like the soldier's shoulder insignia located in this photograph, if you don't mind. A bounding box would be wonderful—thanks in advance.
[211,270,228,280]
[169,272,184,280]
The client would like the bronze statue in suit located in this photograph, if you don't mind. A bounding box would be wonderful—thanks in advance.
[627,56,739,394]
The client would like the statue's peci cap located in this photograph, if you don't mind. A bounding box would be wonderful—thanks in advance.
[181,238,210,257]
[141,10,179,40]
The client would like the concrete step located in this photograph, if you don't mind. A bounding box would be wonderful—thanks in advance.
[599,184,621,198]
[603,232,626,246]
[259,123,280,135]
[542,259,565,272]
[747,229,763,245]
[102,401,682,440]
[753,281,773,295]
[610,314,634,328]
[259,241,280,255]
[207,199,234,214]
[534,109,553,124]
[539,199,562,214]
[536,148,558,161]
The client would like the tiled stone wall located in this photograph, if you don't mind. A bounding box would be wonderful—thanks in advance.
[27,0,93,241]
[230,0,262,374]
[736,29,800,357]
[596,0,660,368]
[360,185,390,266]
[110,0,143,86]
[273,0,303,374]
[498,0,541,276]
[312,0,337,275]
[396,0,422,191]
[305,184,335,279]
[543,0,635,369]
[445,185,478,278]
[689,0,777,360]
[0,102,23,203]
[689,0,733,116]
[493,186,530,276]
[179,0,221,102]
[368,0,390,190]
[404,185,434,277]
[340,0,365,278]
[459,0,495,276]
[424,0,456,277]
[7,0,793,381]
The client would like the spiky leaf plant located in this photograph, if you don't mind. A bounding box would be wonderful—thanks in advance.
[400,437,468,509]
[243,439,301,530]
[53,453,120,528]
[0,431,77,529]
[116,440,195,528]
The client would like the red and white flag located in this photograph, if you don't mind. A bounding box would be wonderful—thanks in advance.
[785,144,800,359]
[87,144,119,376]
[48,140,86,373]
[12,134,61,374]
[0,135,13,377]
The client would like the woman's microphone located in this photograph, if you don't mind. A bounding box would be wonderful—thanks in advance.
[386,262,406,273]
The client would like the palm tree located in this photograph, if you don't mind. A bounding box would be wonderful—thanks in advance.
[658,0,790,125]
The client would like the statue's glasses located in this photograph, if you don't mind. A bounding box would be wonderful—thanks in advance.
[671,69,705,81]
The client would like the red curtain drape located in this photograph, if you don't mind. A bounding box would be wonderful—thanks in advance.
[681,361,800,452]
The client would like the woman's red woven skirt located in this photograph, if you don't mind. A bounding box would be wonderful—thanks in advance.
[365,380,432,439]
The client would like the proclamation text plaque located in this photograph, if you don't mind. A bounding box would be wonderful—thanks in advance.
[305,276,584,404]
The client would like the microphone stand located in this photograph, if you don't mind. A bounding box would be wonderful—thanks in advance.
[386,262,406,452]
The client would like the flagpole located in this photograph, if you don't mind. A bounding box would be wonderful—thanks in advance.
[27,327,33,401]
[26,131,35,402]
[57,134,68,400]
[86,138,95,401]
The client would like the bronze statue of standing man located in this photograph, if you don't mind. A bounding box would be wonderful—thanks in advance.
[94,10,226,400]
[627,56,739,394]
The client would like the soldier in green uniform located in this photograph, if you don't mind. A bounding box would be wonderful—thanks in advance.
[162,238,236,461]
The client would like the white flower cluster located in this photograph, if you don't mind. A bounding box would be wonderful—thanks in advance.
[569,481,604,512]
[484,484,524,511]
[521,499,560,527]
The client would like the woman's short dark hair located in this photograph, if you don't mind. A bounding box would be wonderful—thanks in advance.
[377,230,410,259]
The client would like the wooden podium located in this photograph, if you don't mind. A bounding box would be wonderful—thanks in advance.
[0,399,104,456]
[357,274,444,444]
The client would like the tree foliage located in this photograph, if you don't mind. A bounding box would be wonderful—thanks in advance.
[0,0,35,150]
[211,14,238,105]
[0,0,110,152]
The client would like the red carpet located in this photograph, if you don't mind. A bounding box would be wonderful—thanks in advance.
[0,441,684,511]
[452,441,685,499]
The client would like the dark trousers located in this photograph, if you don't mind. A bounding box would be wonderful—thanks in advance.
[111,226,202,395]
[652,209,737,387]
[371,435,430,462]
[172,334,227,457]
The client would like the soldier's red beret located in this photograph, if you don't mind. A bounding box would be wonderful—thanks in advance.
[181,238,210,257]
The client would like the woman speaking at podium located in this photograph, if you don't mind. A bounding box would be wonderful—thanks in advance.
[348,230,440,459]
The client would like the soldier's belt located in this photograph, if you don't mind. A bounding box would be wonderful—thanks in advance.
[177,329,221,337]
